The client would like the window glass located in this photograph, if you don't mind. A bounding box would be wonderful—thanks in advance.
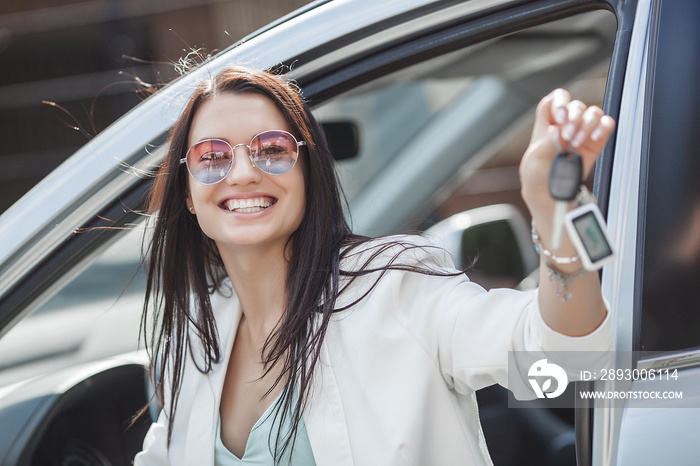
[315,10,615,289]
[0,10,617,408]
[640,0,700,353]
[315,10,615,466]
[0,226,146,387]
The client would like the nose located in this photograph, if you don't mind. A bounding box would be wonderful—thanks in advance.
[224,144,263,185]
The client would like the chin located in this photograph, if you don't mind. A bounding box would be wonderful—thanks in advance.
[211,230,294,252]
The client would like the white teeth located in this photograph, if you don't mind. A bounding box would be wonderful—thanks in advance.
[223,197,274,212]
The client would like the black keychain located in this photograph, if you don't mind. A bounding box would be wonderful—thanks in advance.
[549,151,582,250]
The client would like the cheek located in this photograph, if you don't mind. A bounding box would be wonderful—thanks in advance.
[187,183,218,236]
[288,186,306,232]
[293,169,307,220]
[281,173,306,234]
[187,180,211,207]
[295,192,307,226]
[186,178,196,205]
[296,154,308,212]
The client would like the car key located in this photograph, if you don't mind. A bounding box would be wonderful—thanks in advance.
[549,151,582,250]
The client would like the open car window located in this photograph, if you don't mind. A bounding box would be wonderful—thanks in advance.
[0,7,617,393]
[315,9,615,283]
[0,225,146,387]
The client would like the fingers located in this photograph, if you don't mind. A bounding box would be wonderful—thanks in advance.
[536,88,571,126]
[548,125,563,154]
[523,89,616,209]
[551,89,571,125]
[592,115,615,143]
[570,105,603,148]
[570,106,615,152]
[541,89,615,153]
[561,100,587,144]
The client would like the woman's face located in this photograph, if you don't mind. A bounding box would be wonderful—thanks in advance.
[185,92,306,254]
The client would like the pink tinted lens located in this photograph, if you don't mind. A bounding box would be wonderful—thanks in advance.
[250,131,298,175]
[186,139,233,184]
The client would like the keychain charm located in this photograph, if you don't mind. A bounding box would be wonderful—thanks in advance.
[564,200,616,271]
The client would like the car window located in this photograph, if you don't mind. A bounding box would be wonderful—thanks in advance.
[0,8,617,397]
[314,9,615,466]
[639,0,700,354]
[0,225,146,387]
[315,8,615,269]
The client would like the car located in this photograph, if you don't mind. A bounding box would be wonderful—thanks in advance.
[0,0,699,464]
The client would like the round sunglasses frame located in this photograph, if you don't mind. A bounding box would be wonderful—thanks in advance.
[179,130,306,185]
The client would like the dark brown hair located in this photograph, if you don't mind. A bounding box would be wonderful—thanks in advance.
[142,65,462,461]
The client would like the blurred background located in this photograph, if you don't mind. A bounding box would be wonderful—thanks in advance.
[0,0,311,214]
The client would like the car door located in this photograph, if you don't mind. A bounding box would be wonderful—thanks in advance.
[292,3,622,464]
[593,0,700,465]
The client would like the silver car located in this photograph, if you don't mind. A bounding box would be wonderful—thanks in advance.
[0,0,698,464]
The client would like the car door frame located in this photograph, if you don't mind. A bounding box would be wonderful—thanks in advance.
[596,0,700,464]
[291,2,633,465]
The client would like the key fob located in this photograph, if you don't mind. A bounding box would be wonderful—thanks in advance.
[549,151,582,201]
[565,203,616,271]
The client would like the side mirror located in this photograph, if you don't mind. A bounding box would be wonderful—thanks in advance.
[321,121,360,161]
[423,204,538,290]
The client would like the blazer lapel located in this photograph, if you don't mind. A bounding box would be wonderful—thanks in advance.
[304,338,355,466]
[183,289,242,465]
[180,286,354,465]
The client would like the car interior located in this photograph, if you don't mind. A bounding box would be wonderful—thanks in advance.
[26,364,152,465]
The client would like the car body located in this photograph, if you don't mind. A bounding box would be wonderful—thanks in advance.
[0,0,699,464]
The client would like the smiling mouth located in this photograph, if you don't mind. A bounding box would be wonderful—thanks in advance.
[220,197,277,213]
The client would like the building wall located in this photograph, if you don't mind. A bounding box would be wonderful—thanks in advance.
[0,0,311,213]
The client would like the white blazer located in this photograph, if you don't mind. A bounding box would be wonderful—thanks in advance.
[134,237,610,466]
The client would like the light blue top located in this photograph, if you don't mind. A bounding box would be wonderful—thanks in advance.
[215,390,316,465]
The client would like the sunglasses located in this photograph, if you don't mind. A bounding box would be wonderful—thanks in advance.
[180,130,306,184]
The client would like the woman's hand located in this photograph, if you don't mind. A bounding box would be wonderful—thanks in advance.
[520,89,615,337]
[520,88,615,223]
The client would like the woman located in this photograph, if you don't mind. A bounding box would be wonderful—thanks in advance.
[134,65,614,465]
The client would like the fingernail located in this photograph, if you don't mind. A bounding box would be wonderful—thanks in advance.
[568,106,583,122]
[555,108,567,125]
[591,127,603,141]
[572,130,586,148]
[562,123,576,141]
